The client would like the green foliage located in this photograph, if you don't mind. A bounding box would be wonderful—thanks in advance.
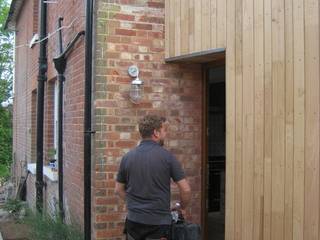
[0,106,12,168]
[24,210,84,240]
[0,0,13,180]
[0,162,10,181]
[3,198,26,221]
[0,0,13,101]
[47,148,56,159]
[4,198,24,214]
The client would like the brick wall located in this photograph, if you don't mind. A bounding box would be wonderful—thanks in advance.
[93,1,203,239]
[14,0,86,229]
[45,0,86,227]
[30,91,37,161]
[13,0,39,189]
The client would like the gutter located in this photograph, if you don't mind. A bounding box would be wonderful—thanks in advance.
[84,0,94,239]
[36,0,47,212]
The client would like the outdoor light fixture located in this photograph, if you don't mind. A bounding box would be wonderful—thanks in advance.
[128,65,143,104]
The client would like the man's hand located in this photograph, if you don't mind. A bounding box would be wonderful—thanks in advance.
[171,202,187,220]
[176,178,191,210]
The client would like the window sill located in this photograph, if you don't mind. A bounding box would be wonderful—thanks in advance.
[27,163,58,182]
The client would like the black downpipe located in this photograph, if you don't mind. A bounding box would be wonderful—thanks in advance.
[36,0,47,213]
[57,17,65,220]
[84,0,94,239]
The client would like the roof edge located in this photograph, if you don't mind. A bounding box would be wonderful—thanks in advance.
[4,0,25,31]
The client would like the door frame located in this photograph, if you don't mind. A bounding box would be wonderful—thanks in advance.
[201,58,226,240]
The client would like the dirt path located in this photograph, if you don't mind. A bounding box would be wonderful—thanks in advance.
[0,221,30,240]
[0,208,30,240]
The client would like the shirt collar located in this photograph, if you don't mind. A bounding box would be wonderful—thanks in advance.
[140,139,159,145]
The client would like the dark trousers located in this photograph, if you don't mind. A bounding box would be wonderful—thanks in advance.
[125,219,171,240]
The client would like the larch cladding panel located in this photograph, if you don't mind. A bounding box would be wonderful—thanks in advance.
[165,0,227,57]
[166,0,320,240]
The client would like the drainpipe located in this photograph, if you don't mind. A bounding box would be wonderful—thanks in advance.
[84,0,94,239]
[36,0,47,213]
[57,17,65,220]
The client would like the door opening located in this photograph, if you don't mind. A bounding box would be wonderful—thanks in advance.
[205,63,226,240]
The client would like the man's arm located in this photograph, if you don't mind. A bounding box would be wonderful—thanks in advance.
[176,178,191,210]
[115,182,126,201]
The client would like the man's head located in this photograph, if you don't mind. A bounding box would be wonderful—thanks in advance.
[138,115,167,146]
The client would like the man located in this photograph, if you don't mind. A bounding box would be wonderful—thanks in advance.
[115,115,191,240]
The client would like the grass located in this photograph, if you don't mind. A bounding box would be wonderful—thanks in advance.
[23,209,84,240]
[3,199,84,240]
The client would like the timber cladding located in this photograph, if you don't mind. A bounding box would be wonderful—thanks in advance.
[166,0,320,240]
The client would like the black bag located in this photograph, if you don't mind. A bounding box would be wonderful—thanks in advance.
[171,220,201,240]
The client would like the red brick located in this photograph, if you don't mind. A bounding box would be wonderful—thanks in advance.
[96,213,123,222]
[96,197,119,205]
[134,23,153,30]
[115,140,136,148]
[96,229,123,238]
[114,13,135,21]
[148,2,165,8]
[115,28,136,36]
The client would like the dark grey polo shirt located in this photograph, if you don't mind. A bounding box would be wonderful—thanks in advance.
[116,140,185,225]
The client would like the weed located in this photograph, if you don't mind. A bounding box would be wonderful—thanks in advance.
[23,209,84,240]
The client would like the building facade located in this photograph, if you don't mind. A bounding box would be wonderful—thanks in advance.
[6,0,320,240]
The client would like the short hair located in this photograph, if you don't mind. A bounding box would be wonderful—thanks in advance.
[138,115,166,138]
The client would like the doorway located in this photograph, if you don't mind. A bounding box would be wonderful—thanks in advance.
[203,62,226,240]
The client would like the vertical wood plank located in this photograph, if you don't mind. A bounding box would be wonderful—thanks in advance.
[241,0,255,238]
[271,0,286,239]
[293,0,305,238]
[165,0,170,58]
[263,0,272,238]
[217,0,227,47]
[234,0,243,238]
[253,0,264,238]
[188,0,195,53]
[304,0,320,238]
[284,0,294,239]
[225,0,236,238]
[174,0,181,56]
[210,0,217,48]
[194,0,202,51]
[180,0,189,54]
[169,0,175,57]
[201,0,211,50]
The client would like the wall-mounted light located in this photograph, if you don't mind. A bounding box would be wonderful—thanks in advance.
[128,65,143,104]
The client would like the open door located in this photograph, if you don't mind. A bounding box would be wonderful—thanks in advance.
[202,60,226,240]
